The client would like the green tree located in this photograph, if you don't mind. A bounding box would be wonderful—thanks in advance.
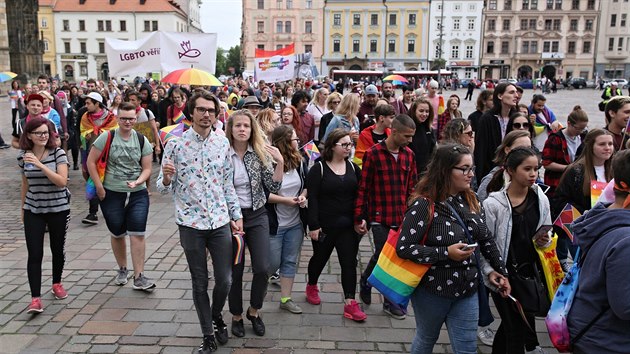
[431,58,446,71]
[215,47,227,76]
[226,45,241,75]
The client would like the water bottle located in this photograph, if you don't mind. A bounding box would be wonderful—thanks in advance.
[24,162,35,170]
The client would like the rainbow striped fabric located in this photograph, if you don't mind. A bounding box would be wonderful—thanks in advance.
[85,131,113,200]
[232,232,245,265]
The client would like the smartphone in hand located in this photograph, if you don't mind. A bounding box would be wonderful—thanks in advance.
[461,242,478,251]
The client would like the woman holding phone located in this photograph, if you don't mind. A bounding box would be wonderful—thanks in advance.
[304,128,365,321]
[482,147,552,354]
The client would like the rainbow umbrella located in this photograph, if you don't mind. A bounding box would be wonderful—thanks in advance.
[0,71,17,82]
[161,68,222,87]
[383,74,409,85]
[159,122,186,146]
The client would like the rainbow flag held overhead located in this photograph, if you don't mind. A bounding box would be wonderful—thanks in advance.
[591,181,608,208]
[553,204,582,242]
[301,140,320,161]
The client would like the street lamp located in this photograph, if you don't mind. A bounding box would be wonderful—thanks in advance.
[437,0,444,88]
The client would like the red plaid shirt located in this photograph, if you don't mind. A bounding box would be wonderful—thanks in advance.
[354,141,417,227]
[541,130,570,194]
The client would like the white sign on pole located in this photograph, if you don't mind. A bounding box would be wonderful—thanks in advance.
[105,32,162,77]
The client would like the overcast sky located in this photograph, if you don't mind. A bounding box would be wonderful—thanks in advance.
[200,0,243,49]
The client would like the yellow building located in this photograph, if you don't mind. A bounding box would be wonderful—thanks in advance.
[38,0,57,77]
[322,0,430,75]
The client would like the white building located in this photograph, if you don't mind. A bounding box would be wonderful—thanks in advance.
[428,0,483,80]
[52,0,202,81]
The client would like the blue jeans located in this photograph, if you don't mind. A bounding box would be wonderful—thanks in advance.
[179,224,233,336]
[99,188,149,237]
[269,223,303,278]
[410,287,479,354]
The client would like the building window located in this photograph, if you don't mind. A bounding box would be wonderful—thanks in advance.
[370,39,377,52]
[257,0,264,9]
[545,19,552,30]
[611,14,617,27]
[257,44,265,50]
[570,19,578,31]
[553,19,561,30]
[571,0,579,9]
[120,20,126,32]
[106,20,112,31]
[622,14,627,27]
[407,39,415,52]
[543,41,550,52]
[371,14,378,26]
[487,19,496,31]
[489,0,497,9]
[608,38,614,51]
[451,45,459,58]
[77,20,84,31]
[618,37,624,51]
[333,13,341,26]
[144,21,150,31]
[80,41,87,54]
[523,0,530,9]
[468,18,475,30]
[546,0,554,9]
[99,42,105,54]
[63,20,70,31]
[555,0,562,9]
[64,41,70,53]
[568,41,576,53]
[531,41,538,52]
[389,13,397,25]
[284,21,291,33]
[305,44,312,53]
[520,19,527,29]
[409,14,416,26]
[333,39,340,52]
[41,17,48,28]
[388,39,396,52]
[585,19,593,31]
[583,41,591,53]
[587,0,595,9]
[286,0,292,9]
[453,18,460,30]
[305,21,312,33]
[257,21,264,33]
[436,18,442,30]
[522,40,530,53]
[352,39,360,52]
[454,4,461,10]
[80,64,87,76]
[504,0,512,9]
[435,44,441,58]
[152,21,158,31]
[529,19,536,29]
[487,41,495,53]
[306,0,312,9]
[469,3,476,10]
[501,41,509,54]
[276,45,283,50]
[276,21,283,33]
[532,0,539,8]
[465,45,473,58]
[276,0,282,9]
[503,19,510,30]
[353,14,360,26]
[43,39,49,52]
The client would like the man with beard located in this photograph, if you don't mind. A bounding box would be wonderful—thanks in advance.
[381,81,396,104]
[358,84,379,131]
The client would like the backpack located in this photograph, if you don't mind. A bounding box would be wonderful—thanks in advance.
[545,230,613,352]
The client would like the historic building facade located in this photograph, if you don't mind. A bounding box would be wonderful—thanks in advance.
[481,0,599,81]
[39,0,57,77]
[0,0,10,73]
[595,0,630,79]
[321,0,430,75]
[6,0,43,80]
[240,0,324,73]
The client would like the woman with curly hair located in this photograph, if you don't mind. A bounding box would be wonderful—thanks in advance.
[256,108,281,143]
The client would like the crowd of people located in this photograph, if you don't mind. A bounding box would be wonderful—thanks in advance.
[6,73,630,354]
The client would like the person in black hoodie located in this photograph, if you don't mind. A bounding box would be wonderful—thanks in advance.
[408,97,436,176]
[473,83,519,179]
[568,149,630,354]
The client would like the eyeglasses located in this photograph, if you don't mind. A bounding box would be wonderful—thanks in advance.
[241,94,249,97]
[119,117,137,122]
[512,122,530,129]
[195,107,217,115]
[30,131,49,137]
[336,142,353,149]
[291,138,301,144]
[453,166,475,175]
[463,130,474,137]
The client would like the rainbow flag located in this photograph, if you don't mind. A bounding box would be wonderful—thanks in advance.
[437,96,445,115]
[553,204,582,242]
[85,131,113,200]
[158,123,185,146]
[172,110,187,125]
[591,181,608,208]
[301,140,320,161]
[232,232,245,265]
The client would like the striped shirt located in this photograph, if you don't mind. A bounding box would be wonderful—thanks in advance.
[18,148,70,214]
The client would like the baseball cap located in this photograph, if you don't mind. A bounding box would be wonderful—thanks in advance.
[365,84,378,96]
[242,95,262,108]
[81,92,103,104]
[25,94,45,104]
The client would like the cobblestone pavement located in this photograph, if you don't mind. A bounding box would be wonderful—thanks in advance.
[0,87,606,353]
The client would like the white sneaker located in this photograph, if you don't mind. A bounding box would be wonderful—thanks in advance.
[477,327,496,346]
[525,346,547,354]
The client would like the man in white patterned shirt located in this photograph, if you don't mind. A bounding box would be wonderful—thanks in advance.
[157,91,243,354]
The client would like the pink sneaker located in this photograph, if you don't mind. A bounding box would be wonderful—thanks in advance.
[52,283,68,299]
[27,297,44,314]
[305,284,321,305]
[344,300,367,322]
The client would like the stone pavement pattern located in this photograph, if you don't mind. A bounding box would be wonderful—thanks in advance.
[0,87,605,353]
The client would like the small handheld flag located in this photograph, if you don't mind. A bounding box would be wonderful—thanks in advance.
[553,204,582,242]
[301,140,320,161]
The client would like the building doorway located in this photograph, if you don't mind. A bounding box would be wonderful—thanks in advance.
[518,65,533,80]
[542,65,556,79]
